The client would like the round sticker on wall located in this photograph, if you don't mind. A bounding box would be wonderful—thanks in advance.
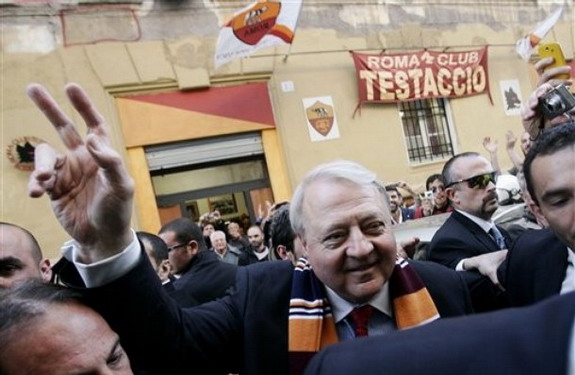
[6,136,45,172]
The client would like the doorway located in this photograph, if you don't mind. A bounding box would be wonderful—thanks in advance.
[115,82,291,233]
[148,133,274,231]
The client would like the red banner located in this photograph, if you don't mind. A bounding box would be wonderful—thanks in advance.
[351,47,490,104]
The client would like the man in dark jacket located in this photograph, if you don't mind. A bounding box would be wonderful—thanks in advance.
[158,218,237,307]
[427,152,510,312]
[505,122,575,307]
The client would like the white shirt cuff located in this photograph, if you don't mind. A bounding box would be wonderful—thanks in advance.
[61,229,141,288]
[455,259,467,271]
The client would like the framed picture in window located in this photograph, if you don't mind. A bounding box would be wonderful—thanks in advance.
[208,194,238,216]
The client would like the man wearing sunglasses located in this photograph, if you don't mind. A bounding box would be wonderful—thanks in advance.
[427,152,510,312]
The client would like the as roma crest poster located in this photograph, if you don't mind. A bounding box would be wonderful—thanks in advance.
[302,96,340,142]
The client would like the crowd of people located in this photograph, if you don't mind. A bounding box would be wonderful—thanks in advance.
[0,55,573,375]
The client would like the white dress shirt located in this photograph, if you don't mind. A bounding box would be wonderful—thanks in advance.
[454,209,499,271]
[326,283,396,340]
[561,247,575,294]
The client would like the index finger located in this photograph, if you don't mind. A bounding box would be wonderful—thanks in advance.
[26,84,84,150]
[537,67,572,87]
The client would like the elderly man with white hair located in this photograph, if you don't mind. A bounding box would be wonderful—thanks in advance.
[26,83,472,375]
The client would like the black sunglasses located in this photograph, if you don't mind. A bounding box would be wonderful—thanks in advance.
[431,185,445,194]
[445,172,496,189]
[167,243,187,252]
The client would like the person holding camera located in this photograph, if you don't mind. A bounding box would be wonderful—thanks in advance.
[414,174,452,219]
[521,56,573,140]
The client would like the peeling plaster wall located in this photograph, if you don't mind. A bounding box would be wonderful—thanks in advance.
[1,1,573,259]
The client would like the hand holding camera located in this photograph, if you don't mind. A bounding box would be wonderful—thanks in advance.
[538,83,575,119]
[521,42,573,139]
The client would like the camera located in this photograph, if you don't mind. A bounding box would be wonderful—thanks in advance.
[422,190,434,200]
[539,84,575,119]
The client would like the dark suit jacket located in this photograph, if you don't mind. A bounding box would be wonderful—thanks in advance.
[505,228,569,307]
[75,254,472,375]
[304,292,575,375]
[427,210,509,269]
[166,250,237,307]
[427,210,510,312]
[400,207,415,221]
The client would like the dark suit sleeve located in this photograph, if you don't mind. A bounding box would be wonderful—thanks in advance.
[504,229,567,307]
[427,235,473,269]
[164,281,201,307]
[427,213,502,270]
[303,293,575,375]
[82,252,242,374]
[410,260,473,316]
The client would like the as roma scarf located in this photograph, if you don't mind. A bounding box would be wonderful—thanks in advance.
[288,258,439,374]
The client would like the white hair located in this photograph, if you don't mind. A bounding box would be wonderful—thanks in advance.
[289,160,389,238]
[209,230,226,242]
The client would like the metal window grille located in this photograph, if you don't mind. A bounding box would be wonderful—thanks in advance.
[399,98,454,163]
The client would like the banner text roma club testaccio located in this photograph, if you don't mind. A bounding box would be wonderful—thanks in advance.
[351,47,490,105]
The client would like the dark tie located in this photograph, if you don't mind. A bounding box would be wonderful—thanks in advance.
[489,226,507,249]
[349,305,374,337]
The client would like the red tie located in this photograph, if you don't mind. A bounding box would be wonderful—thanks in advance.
[349,305,374,337]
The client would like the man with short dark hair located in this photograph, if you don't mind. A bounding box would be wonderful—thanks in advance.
[427,152,510,311]
[0,280,133,375]
[0,222,52,288]
[269,204,305,265]
[244,225,271,264]
[385,186,414,225]
[505,122,575,307]
[136,231,171,283]
[414,174,452,218]
[158,218,237,307]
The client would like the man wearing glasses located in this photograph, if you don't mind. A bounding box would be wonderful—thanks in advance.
[427,152,510,312]
[157,218,238,307]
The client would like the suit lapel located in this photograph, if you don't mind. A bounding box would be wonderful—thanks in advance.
[452,211,499,254]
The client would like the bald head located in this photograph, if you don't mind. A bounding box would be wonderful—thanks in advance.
[0,222,51,288]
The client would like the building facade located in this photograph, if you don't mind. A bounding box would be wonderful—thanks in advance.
[1,0,573,259]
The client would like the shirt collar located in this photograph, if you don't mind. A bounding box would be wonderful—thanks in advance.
[455,209,494,233]
[255,247,269,260]
[397,210,404,224]
[325,282,392,323]
[567,247,574,264]
[561,247,575,295]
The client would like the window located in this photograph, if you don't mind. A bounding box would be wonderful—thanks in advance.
[399,98,454,164]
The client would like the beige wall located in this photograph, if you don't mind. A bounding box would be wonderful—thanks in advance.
[1,1,573,259]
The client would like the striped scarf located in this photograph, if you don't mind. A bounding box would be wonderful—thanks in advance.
[288,258,439,374]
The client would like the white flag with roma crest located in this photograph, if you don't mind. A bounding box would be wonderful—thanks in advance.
[515,6,564,61]
[214,0,303,68]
